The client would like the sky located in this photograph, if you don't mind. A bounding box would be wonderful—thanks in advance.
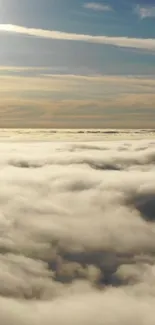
[0,0,155,128]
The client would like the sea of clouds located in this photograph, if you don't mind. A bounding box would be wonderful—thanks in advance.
[1,138,155,324]
[1,128,155,141]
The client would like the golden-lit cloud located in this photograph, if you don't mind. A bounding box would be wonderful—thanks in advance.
[0,72,155,127]
[1,73,155,93]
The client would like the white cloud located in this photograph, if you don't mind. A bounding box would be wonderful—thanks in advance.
[0,137,155,324]
[84,2,112,12]
[135,5,155,19]
[0,24,155,51]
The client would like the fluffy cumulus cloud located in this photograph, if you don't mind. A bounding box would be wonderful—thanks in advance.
[1,134,155,324]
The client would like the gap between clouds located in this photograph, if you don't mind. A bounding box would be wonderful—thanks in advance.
[0,24,155,51]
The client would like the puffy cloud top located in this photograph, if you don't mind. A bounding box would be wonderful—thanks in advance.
[1,138,155,324]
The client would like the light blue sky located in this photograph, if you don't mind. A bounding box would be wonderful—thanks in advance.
[0,0,155,128]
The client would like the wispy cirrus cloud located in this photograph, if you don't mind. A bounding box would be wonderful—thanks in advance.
[135,5,155,19]
[0,24,155,51]
[83,2,112,12]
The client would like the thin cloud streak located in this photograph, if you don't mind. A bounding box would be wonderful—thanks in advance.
[0,24,155,51]
[84,2,112,12]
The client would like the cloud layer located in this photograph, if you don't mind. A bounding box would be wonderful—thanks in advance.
[1,24,155,51]
[0,137,155,324]
[1,73,155,128]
